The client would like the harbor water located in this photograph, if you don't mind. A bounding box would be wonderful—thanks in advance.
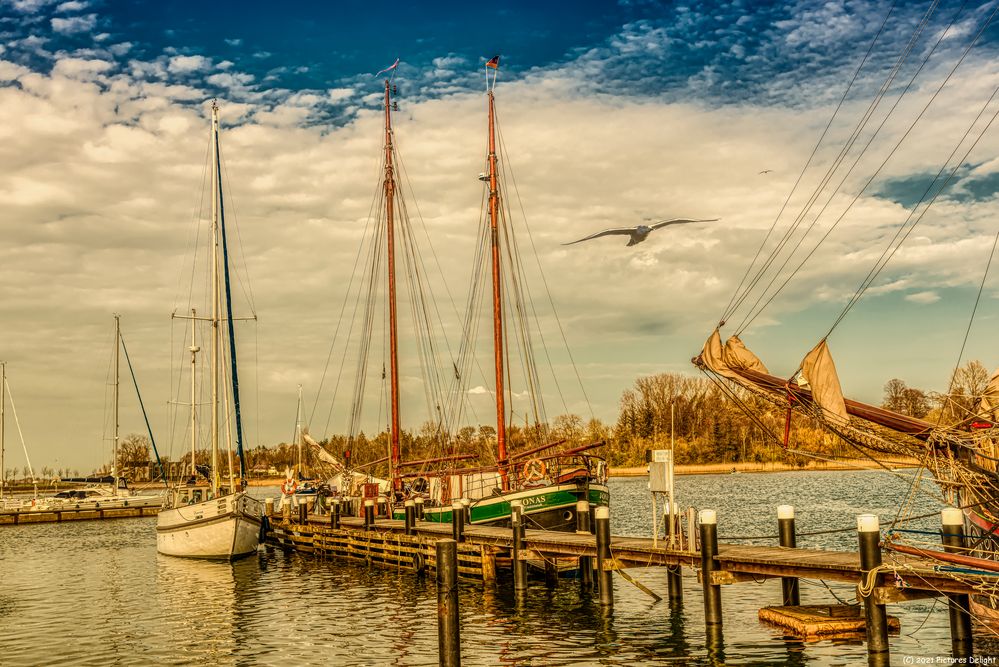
[1,470,997,665]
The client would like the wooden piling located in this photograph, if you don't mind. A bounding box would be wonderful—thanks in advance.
[436,539,461,667]
[857,514,889,657]
[264,497,274,517]
[576,500,593,591]
[298,500,308,524]
[777,505,800,606]
[451,501,464,543]
[941,507,973,656]
[460,498,471,524]
[511,507,527,595]
[404,499,415,536]
[364,499,375,530]
[415,496,425,520]
[331,500,340,529]
[595,505,613,607]
[699,509,722,626]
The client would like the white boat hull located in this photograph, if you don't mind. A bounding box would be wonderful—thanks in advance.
[156,493,262,560]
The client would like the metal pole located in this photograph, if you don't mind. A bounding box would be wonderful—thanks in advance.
[777,505,800,606]
[576,500,592,591]
[941,507,973,656]
[857,514,889,657]
[415,496,425,520]
[405,499,415,535]
[364,499,374,530]
[699,509,722,626]
[511,507,527,595]
[436,539,461,667]
[595,505,613,607]
[452,501,464,543]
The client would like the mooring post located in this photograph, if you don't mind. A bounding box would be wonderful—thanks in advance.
[595,506,613,607]
[331,499,340,529]
[511,506,527,595]
[298,499,308,525]
[699,509,722,626]
[941,507,973,656]
[436,539,461,667]
[405,499,415,536]
[576,500,593,591]
[777,505,800,606]
[452,501,465,543]
[364,499,375,530]
[415,496,425,520]
[377,496,387,518]
[857,514,889,657]
[460,497,471,524]
[265,497,274,518]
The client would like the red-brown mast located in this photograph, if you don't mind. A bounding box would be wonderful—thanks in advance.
[384,79,402,492]
[487,80,509,490]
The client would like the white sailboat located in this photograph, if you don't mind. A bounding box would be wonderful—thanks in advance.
[156,102,262,560]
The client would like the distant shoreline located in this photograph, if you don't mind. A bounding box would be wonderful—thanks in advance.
[610,459,921,477]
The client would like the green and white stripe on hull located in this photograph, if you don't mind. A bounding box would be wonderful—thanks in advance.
[393,483,609,525]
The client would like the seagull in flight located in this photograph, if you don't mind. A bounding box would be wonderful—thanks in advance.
[758,169,772,174]
[563,217,718,247]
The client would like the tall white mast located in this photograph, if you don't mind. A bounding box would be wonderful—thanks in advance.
[1,361,4,500]
[112,314,120,486]
[189,309,199,478]
[210,101,221,495]
[295,384,303,475]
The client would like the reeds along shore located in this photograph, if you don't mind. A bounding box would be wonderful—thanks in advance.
[608,458,922,477]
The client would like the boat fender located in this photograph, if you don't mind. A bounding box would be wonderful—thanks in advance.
[523,458,547,484]
[281,479,298,495]
[413,551,425,575]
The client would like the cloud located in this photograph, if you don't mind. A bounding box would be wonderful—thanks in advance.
[224,38,242,47]
[50,12,95,34]
[55,0,88,11]
[167,54,210,74]
[905,291,941,304]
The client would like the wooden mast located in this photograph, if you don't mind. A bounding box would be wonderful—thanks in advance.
[1,361,4,500]
[487,70,509,490]
[189,309,198,478]
[383,79,402,492]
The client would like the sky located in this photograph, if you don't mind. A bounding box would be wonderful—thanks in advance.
[4,0,999,473]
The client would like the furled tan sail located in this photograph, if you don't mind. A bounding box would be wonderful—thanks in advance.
[724,335,769,375]
[700,329,736,379]
[800,340,848,422]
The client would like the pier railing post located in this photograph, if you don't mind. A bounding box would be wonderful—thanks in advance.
[576,500,593,591]
[364,499,375,530]
[298,499,308,524]
[265,497,274,518]
[436,539,461,667]
[405,499,415,536]
[595,506,613,607]
[452,501,464,543]
[941,508,973,656]
[415,496,425,520]
[857,514,889,657]
[460,497,471,524]
[331,499,340,529]
[377,496,387,518]
[777,505,799,606]
[511,503,527,595]
[699,509,722,626]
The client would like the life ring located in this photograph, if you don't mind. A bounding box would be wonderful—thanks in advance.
[281,479,298,495]
[523,458,547,484]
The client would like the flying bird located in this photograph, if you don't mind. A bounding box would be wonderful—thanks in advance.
[758,169,772,174]
[563,218,718,247]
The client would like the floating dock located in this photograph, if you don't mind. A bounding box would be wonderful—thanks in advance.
[0,503,161,525]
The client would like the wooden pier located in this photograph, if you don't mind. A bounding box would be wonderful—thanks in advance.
[0,503,161,525]
[265,502,994,664]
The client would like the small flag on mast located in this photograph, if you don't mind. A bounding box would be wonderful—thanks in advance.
[485,55,500,69]
[375,58,400,77]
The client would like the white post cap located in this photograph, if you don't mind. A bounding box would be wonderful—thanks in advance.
[452,501,463,510]
[594,506,610,520]
[509,499,522,509]
[576,499,590,511]
[777,505,795,520]
[857,513,879,532]
[364,499,374,507]
[460,498,470,507]
[404,499,415,507]
[699,509,717,525]
[941,507,964,526]
[377,496,386,504]
[414,497,424,504]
